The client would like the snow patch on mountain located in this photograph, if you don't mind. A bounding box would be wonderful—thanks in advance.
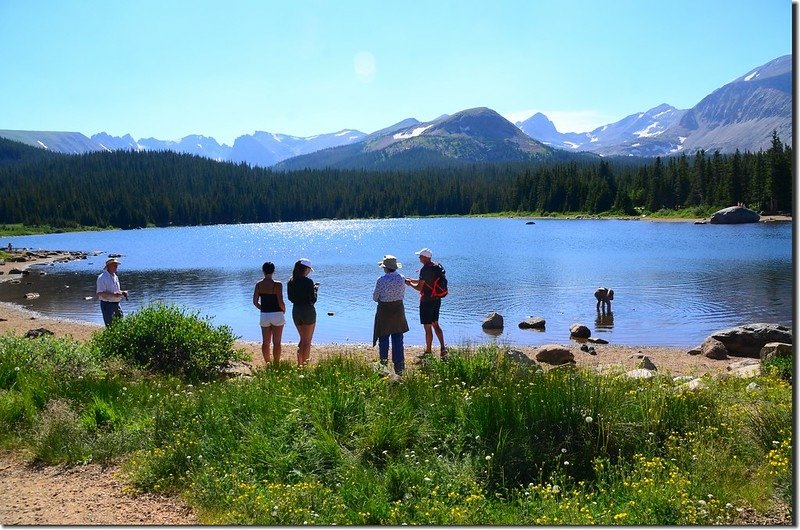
[634,122,662,137]
[393,124,435,139]
[744,70,759,81]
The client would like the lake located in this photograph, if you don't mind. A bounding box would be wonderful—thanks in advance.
[2,217,792,348]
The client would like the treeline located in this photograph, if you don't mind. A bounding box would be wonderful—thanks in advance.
[0,133,791,229]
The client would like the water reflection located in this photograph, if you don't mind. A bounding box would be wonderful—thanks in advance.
[595,311,614,330]
[482,328,504,338]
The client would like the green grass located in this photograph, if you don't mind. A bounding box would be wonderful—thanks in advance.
[0,334,791,524]
[646,206,717,219]
[0,223,110,237]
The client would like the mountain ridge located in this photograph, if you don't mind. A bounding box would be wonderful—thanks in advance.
[0,54,790,166]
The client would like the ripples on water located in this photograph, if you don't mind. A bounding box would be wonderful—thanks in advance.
[3,218,792,348]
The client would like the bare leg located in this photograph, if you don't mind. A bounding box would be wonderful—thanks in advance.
[260,326,272,364]
[423,323,434,353]
[272,324,283,364]
[431,321,446,355]
[297,323,315,365]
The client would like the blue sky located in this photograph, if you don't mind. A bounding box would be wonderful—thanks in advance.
[0,0,792,144]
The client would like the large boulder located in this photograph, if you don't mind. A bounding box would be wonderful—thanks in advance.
[710,323,792,358]
[534,344,574,365]
[481,312,504,330]
[759,342,793,361]
[709,206,760,224]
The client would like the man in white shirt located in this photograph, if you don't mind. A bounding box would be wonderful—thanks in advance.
[96,258,127,327]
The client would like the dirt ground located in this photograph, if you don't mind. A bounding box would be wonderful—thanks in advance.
[0,450,197,525]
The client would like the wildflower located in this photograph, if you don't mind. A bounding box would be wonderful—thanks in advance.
[585,416,593,423]
[561,448,567,453]
[485,455,492,461]
[14,366,20,371]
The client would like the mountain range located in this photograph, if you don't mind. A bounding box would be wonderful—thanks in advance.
[0,54,790,169]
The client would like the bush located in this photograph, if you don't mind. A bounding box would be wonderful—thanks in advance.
[91,303,247,381]
[761,355,792,383]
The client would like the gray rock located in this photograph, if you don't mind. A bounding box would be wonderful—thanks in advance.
[722,364,761,379]
[587,337,609,344]
[625,368,654,379]
[702,337,729,360]
[24,328,54,339]
[759,342,793,361]
[482,311,504,329]
[726,358,760,371]
[569,323,591,339]
[639,356,657,371]
[505,349,541,369]
[687,346,702,356]
[519,317,546,329]
[675,378,707,392]
[709,206,760,224]
[711,323,792,358]
[534,344,574,365]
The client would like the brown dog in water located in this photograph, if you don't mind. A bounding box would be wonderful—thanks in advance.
[594,287,614,312]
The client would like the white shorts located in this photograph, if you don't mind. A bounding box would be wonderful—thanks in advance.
[260,311,285,327]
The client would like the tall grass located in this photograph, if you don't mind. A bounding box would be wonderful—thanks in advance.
[0,336,791,524]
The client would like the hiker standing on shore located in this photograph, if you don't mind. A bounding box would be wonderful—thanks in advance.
[405,247,447,359]
[287,258,318,365]
[372,255,409,375]
[253,261,286,365]
[96,257,127,327]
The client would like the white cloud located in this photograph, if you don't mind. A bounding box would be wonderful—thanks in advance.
[353,51,376,82]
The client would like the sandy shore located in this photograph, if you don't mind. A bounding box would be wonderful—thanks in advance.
[0,246,772,377]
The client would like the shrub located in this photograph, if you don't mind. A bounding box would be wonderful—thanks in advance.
[91,303,247,381]
[31,399,89,464]
[761,355,792,383]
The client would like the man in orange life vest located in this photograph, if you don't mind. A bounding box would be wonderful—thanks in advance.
[405,247,447,359]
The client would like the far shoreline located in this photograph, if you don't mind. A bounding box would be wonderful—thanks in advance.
[0,211,791,238]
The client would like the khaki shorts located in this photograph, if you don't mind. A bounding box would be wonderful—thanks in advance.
[260,311,285,327]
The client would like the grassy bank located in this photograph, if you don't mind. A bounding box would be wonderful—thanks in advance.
[0,223,110,237]
[0,308,792,524]
[0,207,720,238]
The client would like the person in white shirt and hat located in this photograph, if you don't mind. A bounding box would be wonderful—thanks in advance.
[372,254,409,375]
[96,257,128,327]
